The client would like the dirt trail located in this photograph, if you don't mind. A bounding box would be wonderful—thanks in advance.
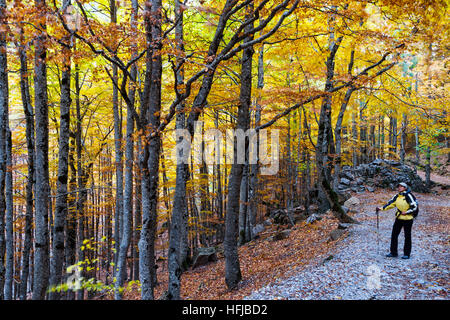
[246,189,449,300]
[417,170,450,186]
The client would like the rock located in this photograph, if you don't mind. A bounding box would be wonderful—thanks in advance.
[252,223,265,236]
[336,190,352,204]
[366,186,375,192]
[268,230,292,242]
[356,187,366,194]
[192,247,217,269]
[337,184,350,192]
[270,209,293,225]
[306,213,322,224]
[329,229,346,241]
[339,159,428,193]
[344,196,360,210]
[340,171,354,181]
[372,158,383,165]
[337,223,352,230]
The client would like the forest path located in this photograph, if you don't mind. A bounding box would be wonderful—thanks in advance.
[246,188,449,300]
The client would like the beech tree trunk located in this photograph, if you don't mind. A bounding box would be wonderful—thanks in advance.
[224,6,254,289]
[139,0,162,300]
[168,0,189,300]
[110,0,124,277]
[33,0,51,300]
[17,32,35,300]
[115,0,138,300]
[4,129,12,300]
[316,11,355,223]
[316,16,341,213]
[0,0,8,299]
[50,6,72,297]
[400,113,407,163]
[334,86,354,188]
[247,44,264,241]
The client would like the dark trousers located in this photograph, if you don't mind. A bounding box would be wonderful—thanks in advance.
[390,218,413,256]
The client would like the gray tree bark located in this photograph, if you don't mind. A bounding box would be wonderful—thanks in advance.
[50,3,72,297]
[316,11,355,223]
[33,0,51,300]
[425,146,431,188]
[17,32,35,300]
[224,6,254,289]
[139,0,162,300]
[110,0,124,277]
[4,129,13,300]
[333,49,355,188]
[0,0,8,300]
[247,44,264,241]
[316,16,342,213]
[115,0,138,300]
[333,87,354,188]
[400,113,407,163]
[167,0,188,300]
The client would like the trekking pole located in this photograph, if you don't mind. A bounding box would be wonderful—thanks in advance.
[375,208,380,255]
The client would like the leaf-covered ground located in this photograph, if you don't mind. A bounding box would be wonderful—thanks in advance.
[246,189,449,300]
[123,184,449,300]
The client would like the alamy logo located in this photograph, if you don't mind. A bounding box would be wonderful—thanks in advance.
[66,265,83,291]
[366,264,381,290]
[171,121,280,175]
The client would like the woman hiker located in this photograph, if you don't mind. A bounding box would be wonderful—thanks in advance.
[376,182,419,259]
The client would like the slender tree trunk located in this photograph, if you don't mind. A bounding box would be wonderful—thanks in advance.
[109,0,124,278]
[18,33,35,300]
[74,65,89,301]
[115,0,138,299]
[238,156,249,245]
[4,129,13,300]
[333,85,354,189]
[50,14,72,298]
[199,120,211,246]
[389,116,397,157]
[352,112,358,166]
[302,108,311,212]
[380,115,385,159]
[247,44,264,240]
[133,137,141,281]
[0,0,8,299]
[400,113,407,164]
[425,146,431,188]
[359,100,368,164]
[415,126,420,168]
[214,111,223,237]
[33,0,51,300]
[369,124,375,161]
[139,0,162,300]
[167,0,189,300]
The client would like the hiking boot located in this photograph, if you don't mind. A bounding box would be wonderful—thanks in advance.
[386,253,398,258]
[401,255,410,259]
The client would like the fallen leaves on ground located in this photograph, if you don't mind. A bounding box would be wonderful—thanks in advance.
[123,214,343,300]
